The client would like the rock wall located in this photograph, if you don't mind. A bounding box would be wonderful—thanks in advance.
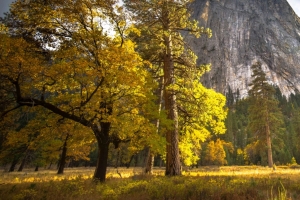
[187,0,300,97]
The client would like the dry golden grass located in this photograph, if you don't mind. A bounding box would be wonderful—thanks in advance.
[183,165,300,180]
[0,166,300,199]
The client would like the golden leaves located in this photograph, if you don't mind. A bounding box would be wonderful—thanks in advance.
[0,23,8,34]
[0,34,44,100]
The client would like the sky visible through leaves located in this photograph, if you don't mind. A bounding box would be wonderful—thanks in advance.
[0,0,300,17]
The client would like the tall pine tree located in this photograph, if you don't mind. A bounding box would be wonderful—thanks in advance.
[124,0,213,176]
[248,62,284,167]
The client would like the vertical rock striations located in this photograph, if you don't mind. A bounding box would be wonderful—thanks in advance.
[187,0,300,97]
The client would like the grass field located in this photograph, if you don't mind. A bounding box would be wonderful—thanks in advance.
[1,166,300,199]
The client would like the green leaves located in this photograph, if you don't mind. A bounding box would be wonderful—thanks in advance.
[247,62,285,167]
[124,0,225,168]
[248,62,284,136]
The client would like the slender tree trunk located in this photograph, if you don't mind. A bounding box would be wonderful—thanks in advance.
[48,162,52,169]
[266,124,273,167]
[125,155,134,168]
[18,154,27,172]
[159,156,163,168]
[134,154,138,167]
[115,149,120,168]
[35,165,39,171]
[144,76,164,174]
[18,148,31,172]
[57,134,69,174]
[9,158,19,172]
[68,159,73,168]
[144,148,154,174]
[93,121,110,182]
[56,160,59,170]
[162,14,181,175]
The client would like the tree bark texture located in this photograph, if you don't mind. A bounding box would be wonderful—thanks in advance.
[93,121,110,182]
[163,28,181,176]
[144,148,154,174]
[266,124,273,167]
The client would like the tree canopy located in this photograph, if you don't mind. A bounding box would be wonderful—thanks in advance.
[0,0,227,181]
[1,0,157,182]
[124,0,225,172]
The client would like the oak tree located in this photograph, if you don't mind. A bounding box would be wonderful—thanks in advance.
[1,0,155,182]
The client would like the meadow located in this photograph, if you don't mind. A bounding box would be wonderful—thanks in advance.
[1,166,300,200]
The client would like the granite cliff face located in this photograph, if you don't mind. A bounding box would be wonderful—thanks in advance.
[187,0,300,97]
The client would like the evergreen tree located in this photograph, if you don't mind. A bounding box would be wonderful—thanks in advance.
[247,62,284,167]
[290,105,300,162]
[124,0,218,176]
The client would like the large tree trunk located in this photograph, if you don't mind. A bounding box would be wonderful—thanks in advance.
[164,105,181,175]
[266,124,273,168]
[57,134,69,174]
[93,121,110,182]
[163,20,181,176]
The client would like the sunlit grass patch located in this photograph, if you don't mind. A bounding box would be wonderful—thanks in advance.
[0,166,300,199]
[0,167,95,184]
